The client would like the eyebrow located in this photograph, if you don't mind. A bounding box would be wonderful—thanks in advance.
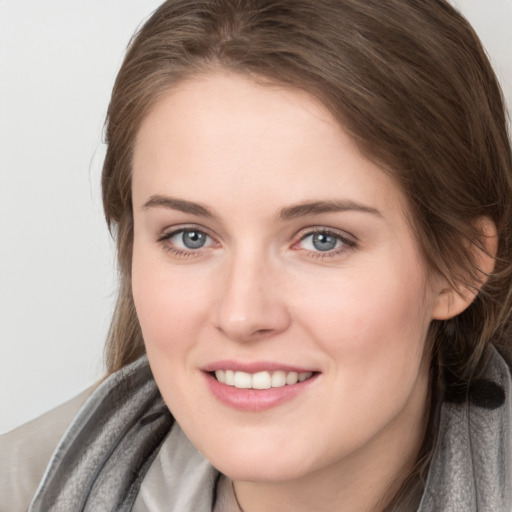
[141,195,216,219]
[277,200,382,221]
[141,195,381,221]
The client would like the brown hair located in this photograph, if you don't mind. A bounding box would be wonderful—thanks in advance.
[101,0,512,504]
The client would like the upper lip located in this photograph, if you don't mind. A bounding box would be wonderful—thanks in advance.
[202,360,317,373]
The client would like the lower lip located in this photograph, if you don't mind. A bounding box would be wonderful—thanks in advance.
[203,372,319,411]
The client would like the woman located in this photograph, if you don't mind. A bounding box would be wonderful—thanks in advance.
[2,0,511,510]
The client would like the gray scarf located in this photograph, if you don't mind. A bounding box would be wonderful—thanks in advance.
[28,359,173,511]
[28,349,511,511]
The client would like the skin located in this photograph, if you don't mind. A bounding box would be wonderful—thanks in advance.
[131,72,470,511]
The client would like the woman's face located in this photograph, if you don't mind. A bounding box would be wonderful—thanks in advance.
[131,72,447,483]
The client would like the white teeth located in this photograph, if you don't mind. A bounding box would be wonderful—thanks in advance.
[252,371,272,389]
[271,371,286,387]
[225,370,235,386]
[286,372,298,385]
[299,372,313,382]
[214,369,313,389]
[234,371,252,389]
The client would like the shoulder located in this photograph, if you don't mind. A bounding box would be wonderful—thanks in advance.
[420,345,512,510]
[0,387,95,512]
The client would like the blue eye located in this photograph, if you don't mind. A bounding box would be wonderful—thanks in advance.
[178,230,208,249]
[160,228,215,252]
[310,233,339,251]
[297,230,352,254]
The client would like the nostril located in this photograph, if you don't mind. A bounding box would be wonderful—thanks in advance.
[251,328,275,337]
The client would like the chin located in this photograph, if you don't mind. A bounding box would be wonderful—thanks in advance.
[196,433,319,483]
[214,454,312,483]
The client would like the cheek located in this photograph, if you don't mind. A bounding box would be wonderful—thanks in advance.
[131,243,210,354]
[294,256,432,381]
[289,265,432,446]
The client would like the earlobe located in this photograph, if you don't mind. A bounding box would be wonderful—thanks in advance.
[432,286,477,321]
[432,217,498,321]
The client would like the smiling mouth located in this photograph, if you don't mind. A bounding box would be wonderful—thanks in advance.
[213,369,315,389]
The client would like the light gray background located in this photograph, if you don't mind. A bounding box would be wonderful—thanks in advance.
[1,0,511,434]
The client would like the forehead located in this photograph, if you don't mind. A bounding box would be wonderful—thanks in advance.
[132,71,409,221]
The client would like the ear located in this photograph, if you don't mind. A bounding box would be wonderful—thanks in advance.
[432,217,498,320]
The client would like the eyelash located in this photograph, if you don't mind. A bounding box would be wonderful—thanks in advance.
[156,227,356,259]
[294,228,356,260]
[156,227,217,258]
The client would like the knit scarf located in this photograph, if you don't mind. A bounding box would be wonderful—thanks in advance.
[28,349,511,511]
[28,358,172,511]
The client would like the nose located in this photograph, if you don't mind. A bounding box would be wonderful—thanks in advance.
[212,250,291,343]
